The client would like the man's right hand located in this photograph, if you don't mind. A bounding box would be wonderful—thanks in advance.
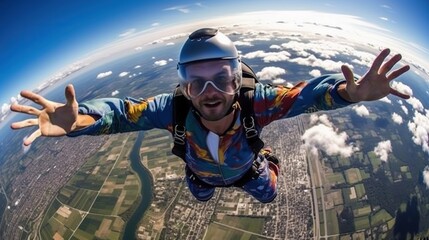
[10,84,80,146]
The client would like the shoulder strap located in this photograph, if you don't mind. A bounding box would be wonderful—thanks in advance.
[171,87,190,161]
[239,62,265,157]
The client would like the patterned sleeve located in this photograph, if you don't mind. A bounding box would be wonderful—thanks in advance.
[67,93,173,136]
[254,73,356,127]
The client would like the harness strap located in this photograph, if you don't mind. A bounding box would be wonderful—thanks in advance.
[171,87,189,160]
[239,77,264,158]
[186,160,261,188]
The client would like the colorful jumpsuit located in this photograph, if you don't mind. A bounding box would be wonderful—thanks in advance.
[68,74,353,203]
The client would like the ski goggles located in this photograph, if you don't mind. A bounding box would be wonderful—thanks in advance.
[184,74,241,98]
[178,59,242,98]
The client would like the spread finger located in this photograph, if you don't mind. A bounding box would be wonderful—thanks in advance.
[20,91,50,108]
[24,129,42,146]
[10,104,41,115]
[11,119,39,129]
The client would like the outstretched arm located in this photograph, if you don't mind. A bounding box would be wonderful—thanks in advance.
[10,84,98,145]
[337,48,410,102]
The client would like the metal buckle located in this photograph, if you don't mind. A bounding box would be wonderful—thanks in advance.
[242,116,258,138]
[174,125,186,145]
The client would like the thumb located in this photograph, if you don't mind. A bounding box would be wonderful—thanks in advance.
[65,84,77,106]
[341,65,355,87]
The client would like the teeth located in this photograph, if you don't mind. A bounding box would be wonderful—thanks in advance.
[205,101,220,107]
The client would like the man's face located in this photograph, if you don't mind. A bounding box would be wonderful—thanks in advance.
[185,60,237,121]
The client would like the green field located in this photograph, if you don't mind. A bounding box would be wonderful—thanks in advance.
[344,168,362,184]
[354,215,370,230]
[326,209,339,235]
[39,133,140,239]
[326,172,345,185]
[354,183,366,199]
[368,151,382,172]
[65,188,98,211]
[204,216,265,240]
[370,209,392,226]
[353,205,371,217]
[91,195,119,215]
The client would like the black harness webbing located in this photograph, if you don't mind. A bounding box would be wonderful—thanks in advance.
[171,62,265,187]
[171,87,190,159]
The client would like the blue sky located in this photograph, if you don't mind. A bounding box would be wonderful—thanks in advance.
[1,0,428,112]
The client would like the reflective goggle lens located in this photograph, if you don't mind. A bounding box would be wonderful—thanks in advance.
[178,58,242,98]
[187,75,240,98]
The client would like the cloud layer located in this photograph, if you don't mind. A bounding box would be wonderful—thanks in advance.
[301,114,357,157]
[374,140,392,162]
[423,166,429,189]
[96,71,112,79]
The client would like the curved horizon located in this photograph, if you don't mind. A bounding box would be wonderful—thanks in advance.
[1,2,428,124]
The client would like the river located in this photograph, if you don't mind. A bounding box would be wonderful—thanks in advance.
[122,132,153,239]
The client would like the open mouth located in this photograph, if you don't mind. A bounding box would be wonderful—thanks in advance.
[203,101,222,108]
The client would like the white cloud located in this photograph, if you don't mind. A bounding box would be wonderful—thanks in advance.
[134,65,141,69]
[250,36,271,41]
[316,114,333,128]
[309,69,321,77]
[391,112,403,124]
[96,71,112,79]
[1,103,10,115]
[119,72,129,77]
[234,41,253,46]
[164,2,204,13]
[309,114,319,125]
[242,50,264,59]
[11,96,18,104]
[379,17,389,21]
[407,110,429,154]
[352,105,370,117]
[256,66,286,80]
[401,105,409,115]
[391,81,413,96]
[152,22,160,27]
[280,40,344,59]
[270,45,281,50]
[154,60,167,66]
[289,54,347,72]
[119,28,136,38]
[242,50,291,62]
[378,97,391,104]
[166,42,175,46]
[301,114,357,157]
[164,6,190,13]
[374,140,392,162]
[406,97,424,112]
[111,90,119,96]
[272,79,286,85]
[423,166,429,189]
